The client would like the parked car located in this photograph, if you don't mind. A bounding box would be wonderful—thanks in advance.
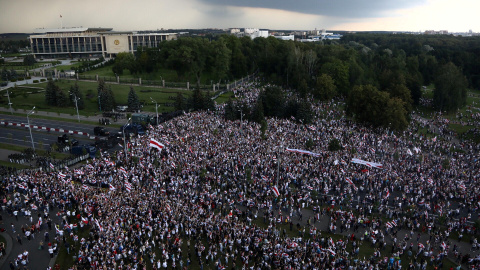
[94,126,110,136]
[58,134,69,144]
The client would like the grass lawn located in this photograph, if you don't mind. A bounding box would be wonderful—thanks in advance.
[82,65,230,88]
[0,160,30,169]
[215,91,235,104]
[0,142,71,159]
[0,110,107,126]
[0,80,193,116]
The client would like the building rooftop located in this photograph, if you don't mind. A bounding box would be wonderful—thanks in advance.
[33,27,113,34]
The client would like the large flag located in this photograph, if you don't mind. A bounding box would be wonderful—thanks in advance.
[124,181,132,192]
[285,148,320,157]
[150,138,165,152]
[351,158,382,169]
[345,178,358,191]
[271,186,280,197]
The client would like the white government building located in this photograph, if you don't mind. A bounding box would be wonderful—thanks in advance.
[29,27,177,59]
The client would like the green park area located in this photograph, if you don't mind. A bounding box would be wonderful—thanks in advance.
[0,80,199,116]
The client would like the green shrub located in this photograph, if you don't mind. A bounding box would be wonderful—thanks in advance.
[26,76,31,79]
[10,79,17,82]
[17,78,24,81]
[328,138,343,152]
[40,79,46,82]
[33,80,39,83]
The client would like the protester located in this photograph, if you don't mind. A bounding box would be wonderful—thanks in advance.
[2,81,480,269]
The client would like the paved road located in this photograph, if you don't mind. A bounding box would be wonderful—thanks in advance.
[0,126,92,150]
[0,113,118,136]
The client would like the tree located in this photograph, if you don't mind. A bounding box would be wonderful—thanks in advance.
[174,93,185,111]
[387,84,413,114]
[45,80,58,106]
[251,97,265,124]
[260,86,285,118]
[127,87,140,112]
[203,91,215,111]
[321,60,350,95]
[328,138,343,151]
[346,84,409,131]
[112,52,135,75]
[210,38,231,83]
[314,74,337,101]
[191,88,204,111]
[69,82,85,110]
[97,80,116,111]
[56,90,68,107]
[433,62,467,112]
[23,55,36,66]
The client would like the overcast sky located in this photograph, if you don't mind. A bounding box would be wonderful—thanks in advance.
[0,0,478,33]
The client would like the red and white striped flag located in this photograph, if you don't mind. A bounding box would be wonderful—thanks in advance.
[150,138,165,152]
[119,167,127,176]
[124,181,132,192]
[58,172,66,179]
[384,189,390,199]
[109,184,116,191]
[50,163,55,170]
[171,162,176,169]
[271,186,280,197]
[81,217,88,224]
[95,218,103,232]
[82,184,90,190]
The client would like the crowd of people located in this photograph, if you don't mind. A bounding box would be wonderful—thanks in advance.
[2,81,480,269]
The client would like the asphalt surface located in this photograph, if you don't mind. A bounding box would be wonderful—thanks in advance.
[0,113,119,136]
[0,207,59,270]
[0,126,92,151]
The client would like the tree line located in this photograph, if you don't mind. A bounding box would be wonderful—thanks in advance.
[110,33,474,130]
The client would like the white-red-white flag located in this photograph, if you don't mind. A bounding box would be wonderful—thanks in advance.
[150,138,165,152]
[271,186,280,197]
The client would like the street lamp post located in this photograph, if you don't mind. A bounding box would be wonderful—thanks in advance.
[71,93,80,122]
[150,97,159,125]
[27,106,35,151]
[6,89,13,115]
[238,109,244,130]
[123,118,131,155]
[98,95,102,112]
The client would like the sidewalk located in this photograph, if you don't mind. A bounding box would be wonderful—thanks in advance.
[0,106,104,124]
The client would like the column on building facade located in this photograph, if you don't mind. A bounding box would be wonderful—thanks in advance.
[129,35,134,53]
[100,35,105,58]
[30,38,35,57]
[65,37,69,55]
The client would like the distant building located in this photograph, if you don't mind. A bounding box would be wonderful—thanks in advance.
[231,28,269,39]
[424,30,449,35]
[29,27,177,59]
[273,35,294,41]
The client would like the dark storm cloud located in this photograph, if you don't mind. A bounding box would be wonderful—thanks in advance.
[198,0,426,18]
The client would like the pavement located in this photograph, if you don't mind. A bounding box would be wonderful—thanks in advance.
[0,208,60,270]
[0,106,108,126]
